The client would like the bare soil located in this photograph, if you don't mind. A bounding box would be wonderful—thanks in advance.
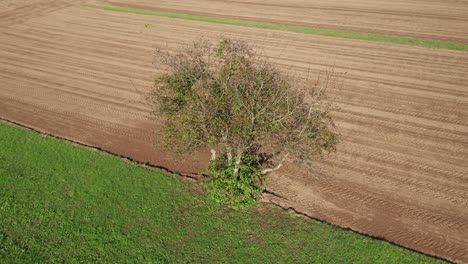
[0,1,467,262]
[98,0,468,44]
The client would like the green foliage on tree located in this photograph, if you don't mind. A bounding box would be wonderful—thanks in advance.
[151,38,338,209]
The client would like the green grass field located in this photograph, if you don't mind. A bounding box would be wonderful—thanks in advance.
[0,122,443,263]
[86,5,468,52]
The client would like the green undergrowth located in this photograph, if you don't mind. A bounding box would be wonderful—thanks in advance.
[0,122,443,263]
[206,155,265,210]
[86,5,468,52]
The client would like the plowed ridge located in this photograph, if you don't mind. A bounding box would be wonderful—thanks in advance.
[0,2,467,263]
[98,0,468,44]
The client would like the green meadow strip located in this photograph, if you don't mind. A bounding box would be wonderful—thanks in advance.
[0,121,443,263]
[86,5,468,51]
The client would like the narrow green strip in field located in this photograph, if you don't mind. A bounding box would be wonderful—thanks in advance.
[86,5,468,52]
[0,121,443,263]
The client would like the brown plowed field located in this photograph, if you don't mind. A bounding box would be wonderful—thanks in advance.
[99,0,468,44]
[1,1,467,262]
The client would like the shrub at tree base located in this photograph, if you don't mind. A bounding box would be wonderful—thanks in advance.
[151,38,339,209]
[206,154,264,209]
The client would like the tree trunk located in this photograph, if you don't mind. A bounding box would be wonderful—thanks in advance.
[210,149,217,161]
[233,147,243,176]
[226,147,233,164]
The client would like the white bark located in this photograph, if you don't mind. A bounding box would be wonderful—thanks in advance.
[233,147,243,176]
[210,149,217,161]
[226,147,233,164]
[262,153,289,174]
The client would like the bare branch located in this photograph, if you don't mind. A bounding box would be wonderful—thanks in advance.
[262,153,290,174]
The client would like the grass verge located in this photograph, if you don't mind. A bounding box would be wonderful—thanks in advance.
[0,122,443,263]
[86,5,468,52]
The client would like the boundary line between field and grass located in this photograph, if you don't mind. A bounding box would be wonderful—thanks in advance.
[85,5,468,52]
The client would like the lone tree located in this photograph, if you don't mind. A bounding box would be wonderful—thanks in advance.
[151,38,338,208]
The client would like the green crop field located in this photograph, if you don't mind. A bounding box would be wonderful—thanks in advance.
[0,122,442,263]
